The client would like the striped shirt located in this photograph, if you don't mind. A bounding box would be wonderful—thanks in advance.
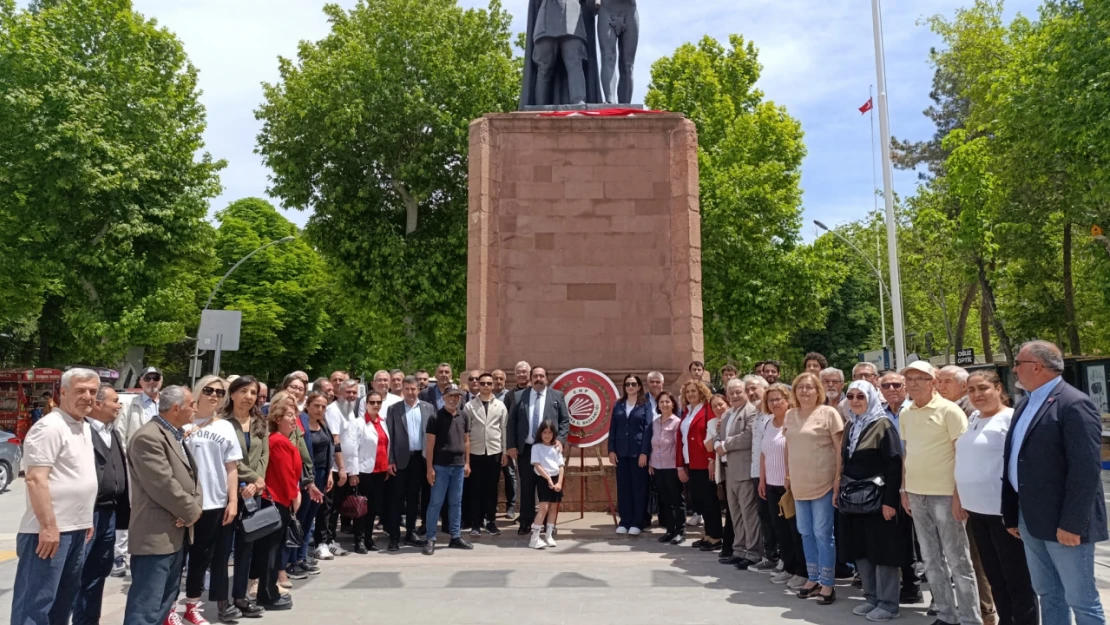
[650,415,681,469]
[760,419,788,486]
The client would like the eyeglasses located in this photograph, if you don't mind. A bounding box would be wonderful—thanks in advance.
[624,381,640,387]
[201,387,227,398]
[143,374,162,382]
[853,373,877,380]
[479,381,494,387]
[468,376,478,381]
[880,382,903,390]
[904,377,932,385]
[1012,359,1039,368]
[795,385,817,392]
[846,393,867,401]
[366,400,382,406]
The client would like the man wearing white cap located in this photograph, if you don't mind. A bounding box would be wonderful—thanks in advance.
[899,360,981,625]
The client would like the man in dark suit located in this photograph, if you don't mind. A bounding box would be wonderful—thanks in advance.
[387,375,437,550]
[123,386,203,625]
[506,366,570,534]
[1003,340,1107,625]
[419,363,454,411]
[73,385,130,625]
[500,361,531,522]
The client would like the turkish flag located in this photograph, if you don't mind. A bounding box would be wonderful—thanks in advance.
[859,98,874,114]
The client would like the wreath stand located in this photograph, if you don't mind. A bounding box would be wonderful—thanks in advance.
[563,445,618,526]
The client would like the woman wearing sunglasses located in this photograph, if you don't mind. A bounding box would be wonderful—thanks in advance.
[341,390,391,554]
[608,374,653,536]
[837,381,905,621]
[182,376,243,624]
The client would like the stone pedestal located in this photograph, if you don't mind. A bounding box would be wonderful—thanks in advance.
[467,112,703,382]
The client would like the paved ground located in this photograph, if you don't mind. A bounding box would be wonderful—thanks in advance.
[3,477,1110,625]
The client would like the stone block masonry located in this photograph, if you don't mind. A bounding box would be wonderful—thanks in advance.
[467,112,703,385]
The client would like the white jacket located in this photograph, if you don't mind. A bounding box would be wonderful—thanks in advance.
[341,415,390,475]
[118,392,158,450]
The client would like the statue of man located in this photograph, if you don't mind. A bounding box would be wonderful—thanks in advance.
[597,0,638,104]
[519,0,602,108]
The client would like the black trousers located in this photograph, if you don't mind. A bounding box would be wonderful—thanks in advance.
[518,444,538,529]
[967,512,1038,625]
[185,508,233,602]
[502,457,517,509]
[469,453,502,528]
[387,453,430,541]
[767,485,807,577]
[315,472,338,545]
[653,468,686,534]
[757,489,779,560]
[900,508,921,592]
[688,468,722,538]
[231,512,255,600]
[327,474,353,539]
[252,503,290,606]
[354,472,387,544]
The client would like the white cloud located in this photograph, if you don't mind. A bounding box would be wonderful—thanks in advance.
[22,0,1042,233]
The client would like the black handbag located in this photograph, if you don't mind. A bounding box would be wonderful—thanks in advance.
[284,516,305,549]
[838,474,886,515]
[240,496,283,542]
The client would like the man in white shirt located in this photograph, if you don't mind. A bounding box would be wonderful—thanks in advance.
[12,368,100,625]
[366,370,401,415]
[321,379,360,557]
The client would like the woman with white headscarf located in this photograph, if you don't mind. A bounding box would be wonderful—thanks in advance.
[836,381,906,622]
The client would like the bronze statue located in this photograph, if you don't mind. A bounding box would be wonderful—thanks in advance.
[519,0,602,108]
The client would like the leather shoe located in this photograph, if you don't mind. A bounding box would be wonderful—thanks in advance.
[365,540,379,552]
[659,532,675,543]
[259,595,292,611]
[733,558,756,570]
[387,540,400,552]
[233,600,264,618]
[422,540,435,556]
[404,534,422,547]
[699,540,723,552]
[353,541,368,555]
[449,537,474,550]
[517,526,531,536]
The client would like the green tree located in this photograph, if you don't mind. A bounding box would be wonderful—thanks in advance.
[255,0,519,371]
[210,199,331,381]
[0,0,223,365]
[646,35,822,366]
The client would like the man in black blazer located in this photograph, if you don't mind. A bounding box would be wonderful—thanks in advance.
[419,363,454,411]
[1003,340,1107,625]
[506,366,570,534]
[386,376,437,550]
[73,384,130,625]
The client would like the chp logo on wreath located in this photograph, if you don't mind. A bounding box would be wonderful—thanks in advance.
[551,368,619,448]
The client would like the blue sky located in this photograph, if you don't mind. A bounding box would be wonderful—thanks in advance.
[113,0,1039,238]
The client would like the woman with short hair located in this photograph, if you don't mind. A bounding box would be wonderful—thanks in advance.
[341,390,391,554]
[650,391,686,544]
[255,403,301,610]
[678,380,723,552]
[783,372,844,604]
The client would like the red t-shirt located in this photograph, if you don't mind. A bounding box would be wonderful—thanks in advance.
[266,432,300,507]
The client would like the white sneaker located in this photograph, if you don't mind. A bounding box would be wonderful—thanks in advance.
[529,530,545,549]
[787,575,808,589]
[314,544,334,561]
[687,514,702,527]
[615,526,629,535]
[628,527,641,536]
[771,571,793,584]
[544,525,557,548]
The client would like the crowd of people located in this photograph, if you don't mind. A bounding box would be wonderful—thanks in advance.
[8,340,1108,625]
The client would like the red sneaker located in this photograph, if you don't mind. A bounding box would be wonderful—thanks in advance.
[182,603,210,625]
[163,610,185,625]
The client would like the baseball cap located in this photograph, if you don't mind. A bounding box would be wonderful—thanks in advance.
[444,384,464,396]
[899,360,936,379]
[139,366,162,378]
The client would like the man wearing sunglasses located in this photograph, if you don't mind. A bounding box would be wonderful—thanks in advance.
[879,372,909,430]
[462,373,508,537]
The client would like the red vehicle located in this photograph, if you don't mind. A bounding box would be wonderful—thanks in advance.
[0,368,63,439]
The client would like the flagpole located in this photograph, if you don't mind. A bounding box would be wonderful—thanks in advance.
[871,0,907,371]
[868,85,888,356]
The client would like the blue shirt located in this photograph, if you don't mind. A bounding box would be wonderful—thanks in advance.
[1007,376,1062,492]
[403,402,424,452]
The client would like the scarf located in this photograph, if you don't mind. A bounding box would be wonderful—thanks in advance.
[846,380,890,457]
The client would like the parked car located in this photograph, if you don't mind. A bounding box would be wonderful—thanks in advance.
[0,429,22,492]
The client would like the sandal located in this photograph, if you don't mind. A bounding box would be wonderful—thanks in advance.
[817,586,837,605]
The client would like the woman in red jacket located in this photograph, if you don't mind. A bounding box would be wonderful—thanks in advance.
[256,403,301,611]
[678,380,723,551]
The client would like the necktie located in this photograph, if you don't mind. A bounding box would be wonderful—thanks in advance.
[532,391,542,437]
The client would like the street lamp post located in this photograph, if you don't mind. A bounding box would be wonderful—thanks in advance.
[190,236,295,386]
[815,221,889,351]
[870,0,908,371]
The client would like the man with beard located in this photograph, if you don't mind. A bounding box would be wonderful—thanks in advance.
[761,360,782,385]
[507,366,570,534]
[320,379,360,557]
[313,377,335,403]
[492,370,508,401]
[415,370,430,391]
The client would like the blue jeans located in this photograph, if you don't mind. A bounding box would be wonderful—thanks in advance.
[123,548,186,625]
[73,508,117,625]
[794,491,835,586]
[12,530,88,625]
[425,464,465,543]
[1020,513,1106,625]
